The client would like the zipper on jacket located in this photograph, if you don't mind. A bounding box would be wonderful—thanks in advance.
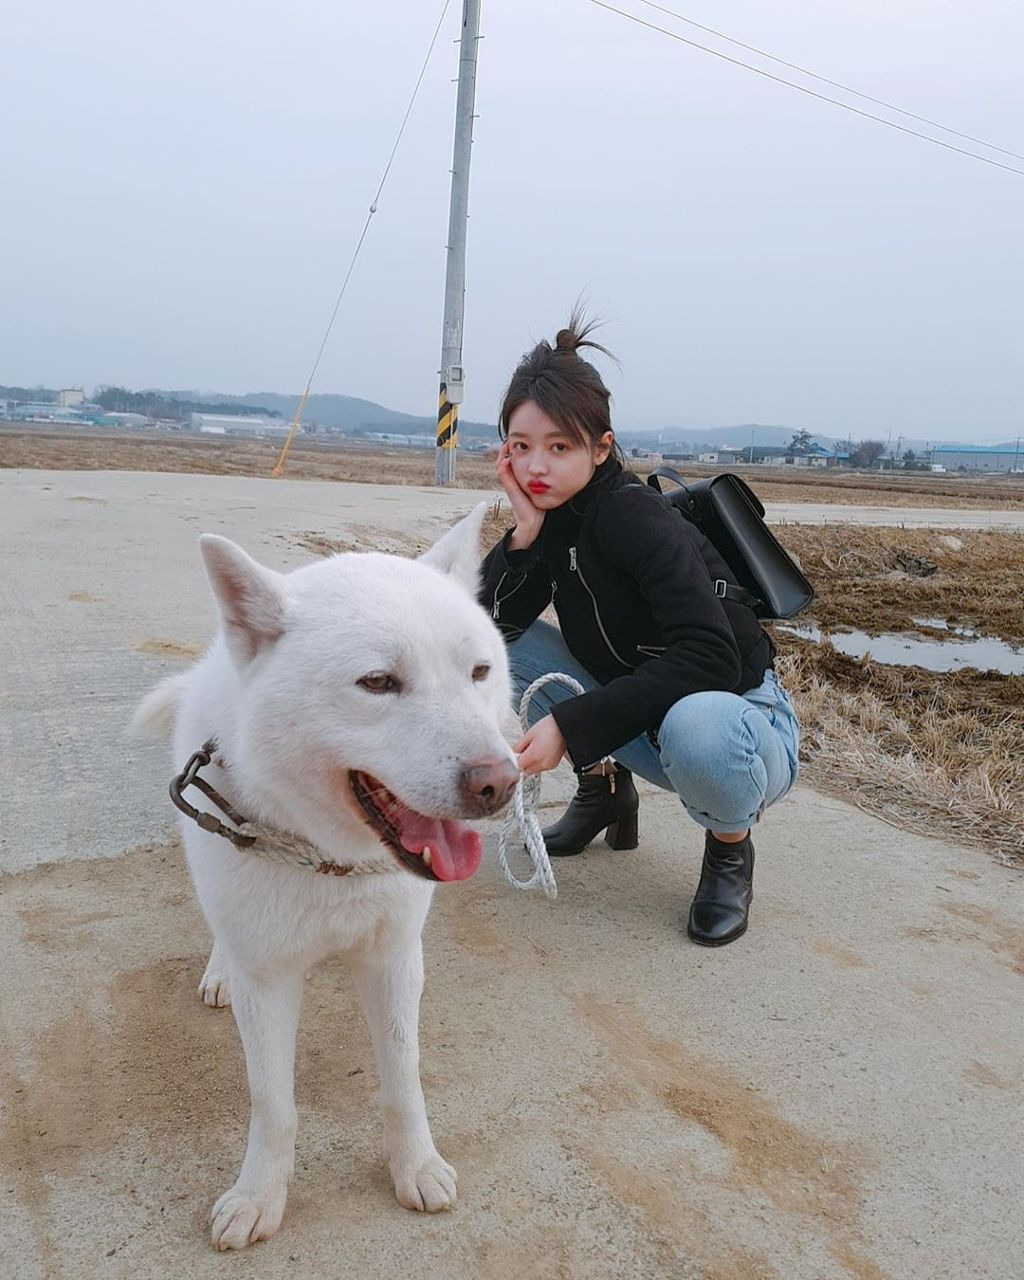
[568,545,633,668]
[491,569,528,620]
[490,571,507,618]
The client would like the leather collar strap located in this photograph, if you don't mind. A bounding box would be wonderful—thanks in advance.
[169,740,397,877]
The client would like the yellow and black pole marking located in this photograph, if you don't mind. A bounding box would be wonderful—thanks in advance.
[436,382,458,450]
[435,381,458,484]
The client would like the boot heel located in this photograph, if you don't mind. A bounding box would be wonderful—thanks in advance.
[605,813,639,851]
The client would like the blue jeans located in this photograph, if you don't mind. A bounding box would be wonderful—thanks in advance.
[508,621,800,832]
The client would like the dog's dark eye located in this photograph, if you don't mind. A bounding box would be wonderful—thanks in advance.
[471,663,490,682]
[358,672,401,694]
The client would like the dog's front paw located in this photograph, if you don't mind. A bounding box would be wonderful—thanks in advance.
[210,1185,286,1250]
[392,1153,458,1213]
[198,962,230,1008]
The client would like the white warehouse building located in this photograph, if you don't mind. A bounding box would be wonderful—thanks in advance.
[930,446,1023,472]
[190,413,288,437]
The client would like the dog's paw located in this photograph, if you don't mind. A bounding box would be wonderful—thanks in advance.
[210,1186,286,1250]
[392,1153,458,1213]
[198,965,230,1007]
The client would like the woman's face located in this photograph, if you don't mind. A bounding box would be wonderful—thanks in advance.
[506,401,613,509]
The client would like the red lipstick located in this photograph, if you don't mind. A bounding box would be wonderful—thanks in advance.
[527,482,550,494]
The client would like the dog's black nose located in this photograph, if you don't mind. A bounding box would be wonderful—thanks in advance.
[460,759,518,813]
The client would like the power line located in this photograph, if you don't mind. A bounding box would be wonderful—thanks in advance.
[272,0,455,477]
[635,0,1024,163]
[587,0,1024,178]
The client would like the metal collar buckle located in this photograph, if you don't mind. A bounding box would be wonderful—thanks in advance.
[169,739,256,850]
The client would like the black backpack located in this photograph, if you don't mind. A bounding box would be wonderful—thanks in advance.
[646,467,814,621]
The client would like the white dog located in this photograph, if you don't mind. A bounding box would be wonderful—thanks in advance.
[133,505,518,1250]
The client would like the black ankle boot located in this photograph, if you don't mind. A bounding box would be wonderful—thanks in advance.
[686,830,755,946]
[541,764,639,857]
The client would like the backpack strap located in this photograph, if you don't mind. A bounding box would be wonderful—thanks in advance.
[713,578,764,610]
[648,466,689,489]
[648,469,765,612]
[647,466,698,516]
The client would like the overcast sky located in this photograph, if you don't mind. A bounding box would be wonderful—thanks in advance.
[3,1,1021,442]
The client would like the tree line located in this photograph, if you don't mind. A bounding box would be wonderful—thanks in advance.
[94,387,282,419]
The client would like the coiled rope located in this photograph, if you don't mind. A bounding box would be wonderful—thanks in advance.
[497,672,607,899]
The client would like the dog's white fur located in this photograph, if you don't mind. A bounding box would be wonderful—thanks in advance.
[133,506,517,1250]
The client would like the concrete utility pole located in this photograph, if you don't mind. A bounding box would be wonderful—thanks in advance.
[435,0,482,486]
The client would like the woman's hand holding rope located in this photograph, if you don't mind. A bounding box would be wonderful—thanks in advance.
[515,714,567,776]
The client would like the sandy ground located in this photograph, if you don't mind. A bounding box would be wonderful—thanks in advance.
[2,469,1022,1280]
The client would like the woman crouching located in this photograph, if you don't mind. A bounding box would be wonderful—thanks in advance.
[480,311,800,945]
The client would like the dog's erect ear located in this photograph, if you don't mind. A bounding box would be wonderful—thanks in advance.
[199,535,288,668]
[418,502,487,595]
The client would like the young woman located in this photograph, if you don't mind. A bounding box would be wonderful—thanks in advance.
[479,314,800,946]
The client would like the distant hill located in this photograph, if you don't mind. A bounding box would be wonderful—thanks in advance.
[617,423,831,451]
[617,422,1001,455]
[1,381,495,440]
[0,384,59,402]
[170,390,497,439]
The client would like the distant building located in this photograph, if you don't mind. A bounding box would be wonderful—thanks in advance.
[739,445,789,464]
[698,450,741,464]
[190,413,288,437]
[58,388,85,408]
[778,445,850,468]
[357,431,433,448]
[98,411,148,426]
[11,401,68,421]
[929,446,1023,472]
[789,444,833,468]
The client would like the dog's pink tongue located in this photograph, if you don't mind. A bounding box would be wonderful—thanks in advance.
[398,814,482,882]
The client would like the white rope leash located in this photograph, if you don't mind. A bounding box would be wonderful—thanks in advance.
[496,672,598,899]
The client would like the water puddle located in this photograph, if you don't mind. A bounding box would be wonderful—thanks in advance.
[777,621,1024,675]
[911,617,978,637]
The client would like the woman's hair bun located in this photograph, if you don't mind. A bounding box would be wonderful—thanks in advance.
[554,327,579,352]
[553,305,612,361]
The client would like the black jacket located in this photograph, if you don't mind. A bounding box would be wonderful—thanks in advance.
[479,458,775,767]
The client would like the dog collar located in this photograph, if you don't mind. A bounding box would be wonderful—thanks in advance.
[169,740,399,877]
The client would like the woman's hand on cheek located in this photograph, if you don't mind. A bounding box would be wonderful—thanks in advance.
[496,441,545,549]
[514,714,567,776]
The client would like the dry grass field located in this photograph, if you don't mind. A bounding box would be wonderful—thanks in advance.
[776,524,1024,641]
[768,523,1024,865]
[3,426,1024,509]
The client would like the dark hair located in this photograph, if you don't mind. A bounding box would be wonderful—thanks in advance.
[498,306,621,459]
